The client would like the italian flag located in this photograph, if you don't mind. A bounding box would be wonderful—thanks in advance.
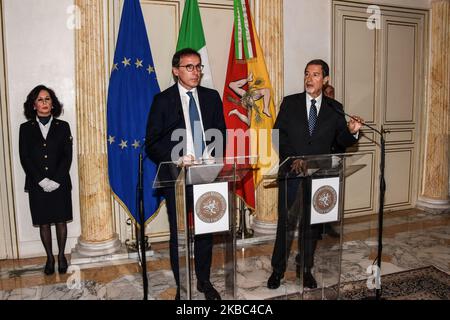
[176,0,214,89]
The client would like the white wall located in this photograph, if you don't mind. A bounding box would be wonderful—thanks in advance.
[4,0,79,257]
[283,0,332,97]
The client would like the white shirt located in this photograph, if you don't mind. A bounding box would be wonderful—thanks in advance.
[37,116,53,140]
[177,83,208,158]
[306,92,322,119]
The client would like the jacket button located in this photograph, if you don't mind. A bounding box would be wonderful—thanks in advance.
[43,143,47,147]
[44,155,48,159]
[45,167,48,171]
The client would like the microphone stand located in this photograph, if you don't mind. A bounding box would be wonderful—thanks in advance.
[138,152,148,300]
[374,125,386,300]
[346,114,387,300]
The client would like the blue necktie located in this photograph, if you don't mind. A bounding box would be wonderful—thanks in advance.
[186,91,204,158]
[308,99,318,136]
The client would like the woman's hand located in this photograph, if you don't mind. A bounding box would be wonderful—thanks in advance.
[38,178,60,192]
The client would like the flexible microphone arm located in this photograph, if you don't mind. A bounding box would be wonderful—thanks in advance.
[334,106,386,137]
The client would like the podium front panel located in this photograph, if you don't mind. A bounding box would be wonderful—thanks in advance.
[269,154,364,300]
[162,159,253,300]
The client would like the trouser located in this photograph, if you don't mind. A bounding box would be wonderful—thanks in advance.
[162,187,213,287]
[271,177,320,274]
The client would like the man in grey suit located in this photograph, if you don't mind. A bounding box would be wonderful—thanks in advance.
[268,59,364,289]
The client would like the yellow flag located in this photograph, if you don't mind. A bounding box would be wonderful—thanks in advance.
[246,19,278,187]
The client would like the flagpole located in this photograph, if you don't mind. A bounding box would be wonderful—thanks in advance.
[138,152,148,300]
[106,0,159,301]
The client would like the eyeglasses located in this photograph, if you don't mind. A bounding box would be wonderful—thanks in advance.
[36,97,52,104]
[178,64,204,72]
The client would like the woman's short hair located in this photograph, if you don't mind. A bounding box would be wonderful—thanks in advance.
[23,85,63,120]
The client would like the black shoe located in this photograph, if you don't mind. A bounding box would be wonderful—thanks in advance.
[303,271,317,289]
[197,281,221,300]
[58,255,68,274]
[267,271,284,289]
[44,258,55,275]
[175,287,180,300]
[324,225,340,238]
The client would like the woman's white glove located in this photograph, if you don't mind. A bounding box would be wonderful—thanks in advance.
[38,178,51,191]
[46,180,60,192]
[38,178,60,192]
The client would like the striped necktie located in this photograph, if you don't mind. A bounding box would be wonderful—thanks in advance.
[186,91,204,158]
[308,99,318,136]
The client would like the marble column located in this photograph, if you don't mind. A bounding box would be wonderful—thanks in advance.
[252,0,283,234]
[73,0,121,256]
[417,0,450,213]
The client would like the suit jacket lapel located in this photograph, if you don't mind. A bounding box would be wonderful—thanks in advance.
[315,96,333,135]
[169,84,185,128]
[197,86,210,128]
[46,119,58,141]
[31,120,46,142]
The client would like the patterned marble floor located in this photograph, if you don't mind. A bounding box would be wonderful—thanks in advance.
[0,209,449,300]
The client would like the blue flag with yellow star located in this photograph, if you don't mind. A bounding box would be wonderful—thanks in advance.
[107,0,160,226]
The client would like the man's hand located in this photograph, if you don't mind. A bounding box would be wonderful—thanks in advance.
[177,154,195,167]
[290,159,307,175]
[348,115,364,134]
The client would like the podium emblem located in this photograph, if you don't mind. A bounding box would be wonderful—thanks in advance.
[313,185,337,214]
[195,191,227,223]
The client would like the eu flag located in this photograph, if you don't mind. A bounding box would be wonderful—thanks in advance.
[107,0,160,226]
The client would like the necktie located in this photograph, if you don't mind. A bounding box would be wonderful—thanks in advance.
[186,91,204,158]
[308,99,318,136]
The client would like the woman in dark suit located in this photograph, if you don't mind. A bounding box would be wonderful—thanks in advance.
[19,85,73,275]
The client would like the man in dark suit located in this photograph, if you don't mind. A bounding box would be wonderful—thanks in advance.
[145,48,226,300]
[268,59,363,290]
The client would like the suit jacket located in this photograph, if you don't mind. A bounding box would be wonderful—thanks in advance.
[19,118,73,191]
[145,84,226,182]
[274,92,357,163]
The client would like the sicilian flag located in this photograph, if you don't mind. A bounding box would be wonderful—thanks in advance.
[223,0,277,209]
[106,0,161,226]
[175,0,214,89]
